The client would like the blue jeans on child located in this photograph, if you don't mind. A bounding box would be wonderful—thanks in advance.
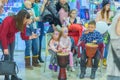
[48,49,57,65]
[80,49,100,71]
[25,25,39,57]
[25,38,39,56]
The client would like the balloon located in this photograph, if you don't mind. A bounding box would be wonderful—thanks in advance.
[96,21,109,34]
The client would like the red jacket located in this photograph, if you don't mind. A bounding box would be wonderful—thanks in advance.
[0,16,29,49]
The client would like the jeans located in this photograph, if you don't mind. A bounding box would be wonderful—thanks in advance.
[0,41,17,79]
[103,32,110,59]
[25,25,39,57]
[104,39,110,59]
[0,41,15,61]
[25,38,39,57]
[80,49,100,70]
[48,49,57,65]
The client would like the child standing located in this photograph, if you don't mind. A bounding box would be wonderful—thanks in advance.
[48,30,61,72]
[21,0,40,70]
[59,27,75,71]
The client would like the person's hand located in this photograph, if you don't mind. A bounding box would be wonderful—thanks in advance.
[29,11,33,16]
[27,19,33,24]
[52,24,57,31]
[34,17,40,22]
[4,49,9,55]
[92,40,97,43]
[29,32,38,39]
[84,30,89,34]
[57,49,62,53]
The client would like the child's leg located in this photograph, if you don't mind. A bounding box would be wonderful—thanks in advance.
[32,37,40,67]
[24,39,33,69]
[48,49,56,70]
[48,49,56,65]
[69,52,74,67]
[53,54,58,72]
[80,49,87,78]
[54,54,58,65]
[90,50,100,79]
[69,52,75,71]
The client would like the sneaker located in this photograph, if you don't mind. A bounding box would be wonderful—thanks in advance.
[49,64,53,70]
[103,59,107,66]
[54,65,58,72]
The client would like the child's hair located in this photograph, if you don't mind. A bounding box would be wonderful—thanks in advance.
[69,9,77,17]
[88,20,96,26]
[60,27,68,36]
[24,0,32,8]
[48,30,60,46]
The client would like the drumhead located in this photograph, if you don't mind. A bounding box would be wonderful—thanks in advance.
[85,43,98,47]
[57,53,69,56]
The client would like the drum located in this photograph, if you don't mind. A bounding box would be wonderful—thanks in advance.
[57,53,69,80]
[85,43,98,67]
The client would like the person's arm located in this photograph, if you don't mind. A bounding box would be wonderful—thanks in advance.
[20,26,38,40]
[95,11,101,22]
[116,22,120,36]
[0,18,11,54]
[96,32,103,44]
[0,18,9,50]
[49,40,58,52]
[40,0,48,13]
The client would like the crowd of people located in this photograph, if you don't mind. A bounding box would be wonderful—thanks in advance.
[0,0,120,80]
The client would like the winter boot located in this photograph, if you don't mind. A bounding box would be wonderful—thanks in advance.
[32,56,41,67]
[25,57,33,70]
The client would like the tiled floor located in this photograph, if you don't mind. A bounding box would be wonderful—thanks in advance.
[0,50,107,80]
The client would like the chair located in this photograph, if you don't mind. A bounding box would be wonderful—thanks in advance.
[44,33,53,72]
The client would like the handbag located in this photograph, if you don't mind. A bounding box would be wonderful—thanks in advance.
[0,55,19,75]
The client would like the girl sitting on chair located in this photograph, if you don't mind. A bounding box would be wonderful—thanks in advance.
[59,27,75,72]
[48,30,61,72]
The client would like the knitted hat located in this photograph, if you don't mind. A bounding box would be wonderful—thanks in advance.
[102,0,110,8]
